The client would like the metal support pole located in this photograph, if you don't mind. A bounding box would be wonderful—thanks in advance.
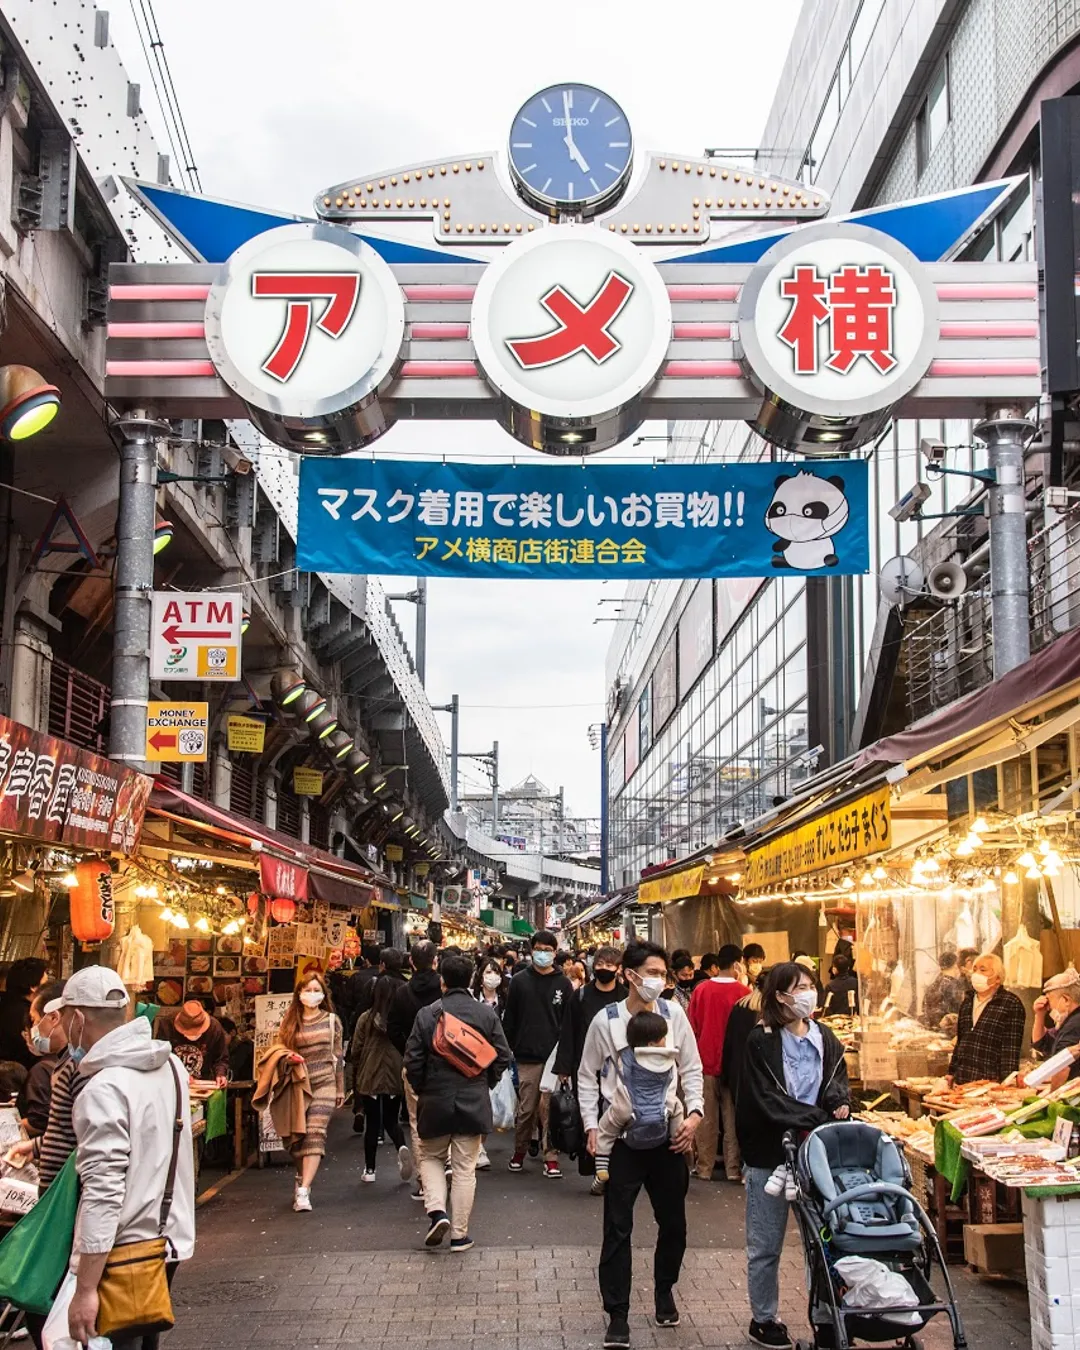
[491,740,499,832]
[600,722,610,896]
[450,693,459,812]
[109,413,164,769]
[976,410,1037,679]
[415,576,427,686]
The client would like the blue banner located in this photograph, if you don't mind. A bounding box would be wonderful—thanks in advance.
[296,458,869,580]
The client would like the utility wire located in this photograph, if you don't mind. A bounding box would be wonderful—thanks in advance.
[127,0,201,192]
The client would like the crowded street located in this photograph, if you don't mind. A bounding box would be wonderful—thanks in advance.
[170,1118,1030,1350]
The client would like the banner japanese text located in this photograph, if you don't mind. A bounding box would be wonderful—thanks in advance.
[743,787,891,892]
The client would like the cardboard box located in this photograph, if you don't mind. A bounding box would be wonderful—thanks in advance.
[964,1222,1025,1273]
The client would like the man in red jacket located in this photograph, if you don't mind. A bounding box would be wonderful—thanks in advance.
[688,944,748,1181]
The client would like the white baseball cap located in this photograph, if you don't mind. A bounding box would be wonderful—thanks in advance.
[44,965,130,1014]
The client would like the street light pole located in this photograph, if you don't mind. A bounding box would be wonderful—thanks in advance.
[109,412,163,769]
[976,409,1037,678]
[415,576,427,685]
[600,722,609,895]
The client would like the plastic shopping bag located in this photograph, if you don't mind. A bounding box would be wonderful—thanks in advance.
[834,1256,921,1327]
[539,1046,559,1095]
[42,1271,111,1350]
[490,1069,518,1132]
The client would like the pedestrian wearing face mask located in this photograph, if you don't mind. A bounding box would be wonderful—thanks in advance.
[1030,967,1080,1086]
[503,930,573,1177]
[947,952,1025,1086]
[268,974,344,1212]
[736,962,850,1350]
[579,941,704,1348]
[667,951,697,1011]
[742,943,766,986]
[20,980,67,1138]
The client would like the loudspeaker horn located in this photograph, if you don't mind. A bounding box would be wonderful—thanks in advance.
[926,560,968,599]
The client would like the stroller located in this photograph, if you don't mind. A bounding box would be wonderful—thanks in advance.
[784,1121,968,1350]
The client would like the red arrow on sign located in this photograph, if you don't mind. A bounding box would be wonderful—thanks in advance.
[161,625,232,645]
[148,730,177,751]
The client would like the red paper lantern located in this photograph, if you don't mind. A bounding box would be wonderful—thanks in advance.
[247,892,261,917]
[269,897,296,924]
[70,861,115,943]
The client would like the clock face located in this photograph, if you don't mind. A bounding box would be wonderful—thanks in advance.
[508,83,633,216]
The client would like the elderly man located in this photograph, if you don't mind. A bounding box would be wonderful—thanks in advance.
[56,966,196,1350]
[1031,967,1080,1085]
[948,953,1026,1085]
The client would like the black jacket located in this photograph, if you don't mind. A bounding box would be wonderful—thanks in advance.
[502,967,573,1064]
[342,966,378,1033]
[735,1021,849,1169]
[553,979,626,1079]
[386,970,443,1055]
[1035,1006,1080,1082]
[404,989,511,1139]
[720,996,759,1094]
[949,985,1026,1084]
[822,975,859,1017]
[0,992,32,1068]
[20,1052,58,1135]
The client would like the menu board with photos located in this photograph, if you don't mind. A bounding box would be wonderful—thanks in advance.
[267,925,297,969]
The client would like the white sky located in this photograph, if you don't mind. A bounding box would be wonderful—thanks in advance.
[111,0,803,817]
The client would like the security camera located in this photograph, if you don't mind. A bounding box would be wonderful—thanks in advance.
[920,437,947,464]
[889,482,932,523]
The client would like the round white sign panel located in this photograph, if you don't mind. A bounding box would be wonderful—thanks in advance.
[471,225,672,421]
[738,223,939,419]
[204,222,405,419]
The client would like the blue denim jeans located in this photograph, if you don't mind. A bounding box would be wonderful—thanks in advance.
[745,1164,791,1323]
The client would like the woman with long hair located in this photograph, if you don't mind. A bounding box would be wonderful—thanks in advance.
[350,956,410,1183]
[473,957,508,1014]
[735,962,850,1350]
[276,972,343,1211]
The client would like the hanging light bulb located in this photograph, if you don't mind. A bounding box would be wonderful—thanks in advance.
[840,875,855,889]
[920,856,939,873]
[61,871,78,888]
[160,907,175,924]
[872,866,886,881]
[1025,865,1042,881]
[153,519,174,555]
[194,916,211,933]
[955,839,974,858]
[1017,851,1037,870]
[970,817,989,835]
[1004,870,1019,886]
[860,872,874,887]
[221,919,240,936]
[171,912,190,929]
[1042,859,1061,877]
[1044,850,1063,869]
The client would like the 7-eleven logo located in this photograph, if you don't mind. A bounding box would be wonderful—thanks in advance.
[251,272,361,382]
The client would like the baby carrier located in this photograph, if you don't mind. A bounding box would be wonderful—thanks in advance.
[607,1000,673,1150]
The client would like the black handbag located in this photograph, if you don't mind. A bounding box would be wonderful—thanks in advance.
[548,1081,584,1157]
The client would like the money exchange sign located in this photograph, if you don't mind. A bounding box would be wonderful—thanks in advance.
[297,458,869,580]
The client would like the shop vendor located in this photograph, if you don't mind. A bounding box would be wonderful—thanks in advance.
[947,953,1026,1085]
[157,999,229,1085]
[1031,967,1080,1086]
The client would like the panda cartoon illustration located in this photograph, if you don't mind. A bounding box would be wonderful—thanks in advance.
[765,471,850,570]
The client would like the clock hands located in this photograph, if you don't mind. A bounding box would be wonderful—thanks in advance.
[562,89,591,174]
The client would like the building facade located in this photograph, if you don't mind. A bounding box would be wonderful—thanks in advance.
[605,0,1062,891]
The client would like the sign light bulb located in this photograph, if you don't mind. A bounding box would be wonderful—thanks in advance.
[1004,870,1019,886]
[171,912,190,929]
[61,871,78,888]
[1017,851,1037,870]
[970,817,989,834]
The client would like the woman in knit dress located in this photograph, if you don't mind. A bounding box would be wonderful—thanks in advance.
[275,972,344,1212]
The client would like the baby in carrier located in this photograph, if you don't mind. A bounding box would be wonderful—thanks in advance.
[595,1009,685,1182]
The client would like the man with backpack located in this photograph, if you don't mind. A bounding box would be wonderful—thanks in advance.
[579,941,704,1349]
[404,954,510,1252]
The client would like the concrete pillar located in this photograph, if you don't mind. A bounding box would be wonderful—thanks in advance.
[10,610,54,732]
[210,739,232,810]
[299,797,310,844]
[264,772,279,830]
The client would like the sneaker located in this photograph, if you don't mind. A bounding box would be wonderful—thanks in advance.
[450,1235,474,1252]
[655,1293,680,1328]
[362,1168,377,1184]
[410,1184,425,1202]
[508,1152,525,1171]
[476,1147,491,1170]
[292,1186,312,1212]
[590,1176,607,1196]
[425,1211,451,1247]
[748,1320,792,1349]
[544,1160,562,1179]
[398,1145,415,1181]
[528,1137,540,1158]
[603,1316,630,1348]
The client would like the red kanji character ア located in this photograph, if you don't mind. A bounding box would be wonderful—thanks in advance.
[778,264,829,374]
[826,264,897,374]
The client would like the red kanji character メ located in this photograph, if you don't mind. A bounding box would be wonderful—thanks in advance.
[826,264,897,374]
[778,264,829,374]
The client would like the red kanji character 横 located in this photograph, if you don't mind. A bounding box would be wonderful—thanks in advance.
[826,264,897,374]
[778,264,829,374]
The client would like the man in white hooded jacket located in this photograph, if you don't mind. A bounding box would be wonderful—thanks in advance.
[50,966,196,1350]
[578,942,704,1350]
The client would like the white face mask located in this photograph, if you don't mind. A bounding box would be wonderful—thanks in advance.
[299,990,325,1008]
[970,972,990,993]
[632,972,666,1004]
[482,971,502,991]
[1051,1006,1067,1027]
[787,988,818,1020]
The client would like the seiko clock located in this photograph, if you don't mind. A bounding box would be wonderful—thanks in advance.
[508,83,633,218]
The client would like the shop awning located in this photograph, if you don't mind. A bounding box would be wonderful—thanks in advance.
[511,917,534,937]
[570,892,625,928]
[147,784,388,908]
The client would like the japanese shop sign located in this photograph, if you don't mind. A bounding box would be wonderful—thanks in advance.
[0,714,151,854]
[203,222,406,423]
[145,703,209,762]
[226,714,266,754]
[742,786,892,892]
[151,591,243,682]
[297,457,870,580]
[639,864,706,905]
[471,226,672,425]
[292,767,324,796]
[737,223,939,418]
[259,854,309,901]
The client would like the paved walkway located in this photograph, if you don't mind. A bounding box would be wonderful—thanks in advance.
[169,1119,1031,1350]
